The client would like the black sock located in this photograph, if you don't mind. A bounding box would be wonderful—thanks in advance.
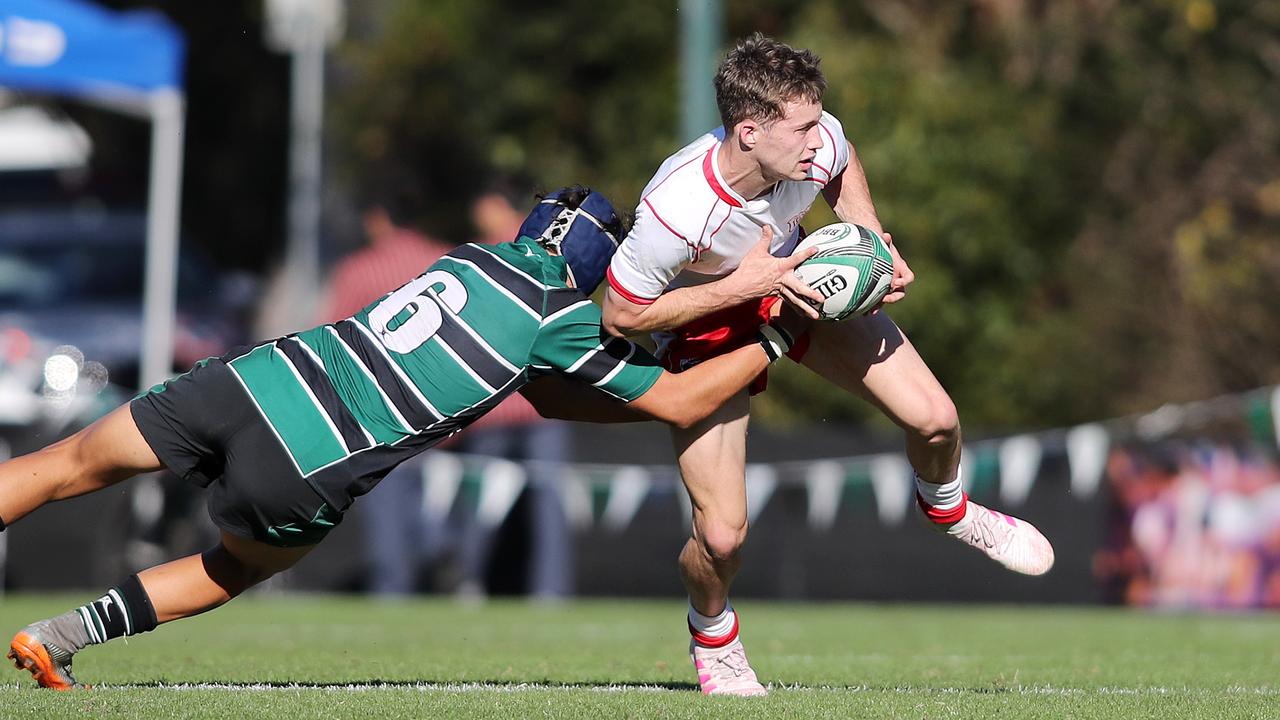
[75,574,159,645]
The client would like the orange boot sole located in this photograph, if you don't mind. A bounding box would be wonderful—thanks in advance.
[8,632,83,690]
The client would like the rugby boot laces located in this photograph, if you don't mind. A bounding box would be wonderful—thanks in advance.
[941,500,1055,576]
[9,622,85,690]
[690,637,768,697]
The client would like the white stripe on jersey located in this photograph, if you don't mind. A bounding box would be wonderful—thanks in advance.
[433,336,497,393]
[565,343,604,374]
[347,321,444,420]
[225,349,425,479]
[325,326,416,433]
[272,343,354,454]
[427,288,520,375]
[225,362,309,478]
[439,255,541,320]
[294,339,378,447]
[590,382,628,403]
[472,245,554,290]
[541,299,592,327]
[591,344,635,388]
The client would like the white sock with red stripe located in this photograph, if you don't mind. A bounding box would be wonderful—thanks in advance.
[688,602,739,648]
[915,468,968,525]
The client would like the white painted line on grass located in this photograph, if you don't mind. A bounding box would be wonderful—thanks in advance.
[107,682,683,693]
[75,682,1280,696]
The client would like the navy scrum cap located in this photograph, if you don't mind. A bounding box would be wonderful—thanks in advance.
[518,187,624,294]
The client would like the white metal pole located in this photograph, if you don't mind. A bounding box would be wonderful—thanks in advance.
[139,90,186,390]
[280,21,325,333]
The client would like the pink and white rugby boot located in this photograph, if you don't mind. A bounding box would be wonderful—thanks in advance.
[690,637,768,697]
[935,499,1055,576]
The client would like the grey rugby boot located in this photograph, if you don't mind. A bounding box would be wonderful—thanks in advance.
[9,617,87,690]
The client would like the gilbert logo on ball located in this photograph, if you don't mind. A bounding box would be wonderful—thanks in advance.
[793,223,895,321]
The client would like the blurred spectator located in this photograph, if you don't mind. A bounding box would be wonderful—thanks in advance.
[470,175,528,246]
[320,177,454,321]
[453,177,574,600]
[1096,441,1280,610]
[318,172,455,595]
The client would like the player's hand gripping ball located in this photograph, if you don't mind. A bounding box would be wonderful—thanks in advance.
[793,222,895,320]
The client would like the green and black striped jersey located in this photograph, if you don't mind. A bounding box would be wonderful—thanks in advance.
[224,237,661,505]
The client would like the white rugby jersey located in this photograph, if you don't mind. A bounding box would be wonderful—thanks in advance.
[607,111,852,304]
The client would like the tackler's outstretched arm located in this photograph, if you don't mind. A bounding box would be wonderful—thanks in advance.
[524,306,810,430]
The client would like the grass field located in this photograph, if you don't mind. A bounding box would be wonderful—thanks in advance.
[0,594,1276,718]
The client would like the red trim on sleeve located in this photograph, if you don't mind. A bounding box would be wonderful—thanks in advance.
[696,202,718,247]
[819,121,847,176]
[708,207,732,241]
[646,153,703,197]
[642,198,688,242]
[643,197,709,263]
[606,267,657,306]
[702,147,743,208]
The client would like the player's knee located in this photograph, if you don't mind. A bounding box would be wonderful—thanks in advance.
[912,394,960,449]
[202,545,284,597]
[699,518,749,565]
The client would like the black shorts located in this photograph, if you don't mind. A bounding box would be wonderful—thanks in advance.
[130,358,342,547]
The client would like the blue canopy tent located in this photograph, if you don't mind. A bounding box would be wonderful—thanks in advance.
[0,0,186,389]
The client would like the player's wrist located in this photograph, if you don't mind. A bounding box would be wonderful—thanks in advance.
[756,323,794,363]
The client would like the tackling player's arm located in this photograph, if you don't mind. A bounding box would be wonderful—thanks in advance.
[524,303,809,430]
[521,340,769,429]
[523,329,778,429]
[621,325,791,428]
[519,377,643,424]
[602,225,821,337]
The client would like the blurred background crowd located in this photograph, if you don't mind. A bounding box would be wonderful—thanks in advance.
[0,0,1277,608]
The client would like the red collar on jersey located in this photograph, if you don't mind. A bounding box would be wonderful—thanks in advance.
[702,146,743,208]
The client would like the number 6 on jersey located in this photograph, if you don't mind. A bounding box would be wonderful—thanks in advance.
[367,270,469,353]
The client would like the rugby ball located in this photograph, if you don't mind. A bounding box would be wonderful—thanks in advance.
[793,222,895,321]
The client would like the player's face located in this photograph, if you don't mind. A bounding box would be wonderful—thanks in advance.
[756,99,824,182]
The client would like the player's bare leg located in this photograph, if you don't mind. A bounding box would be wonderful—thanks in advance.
[0,404,164,527]
[10,530,314,689]
[671,390,766,697]
[676,392,750,614]
[139,531,316,622]
[803,312,1054,575]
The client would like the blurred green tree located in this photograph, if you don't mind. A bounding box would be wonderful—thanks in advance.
[332,0,680,239]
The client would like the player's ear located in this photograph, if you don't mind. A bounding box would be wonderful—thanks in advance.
[736,120,758,150]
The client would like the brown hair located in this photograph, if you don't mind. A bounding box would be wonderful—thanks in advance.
[714,33,826,131]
